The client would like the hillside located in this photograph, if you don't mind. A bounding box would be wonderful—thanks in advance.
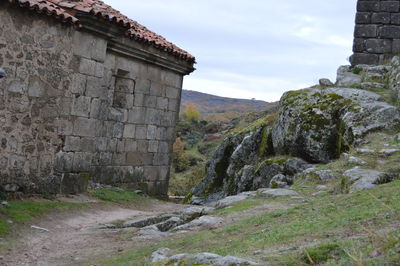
[181,90,272,114]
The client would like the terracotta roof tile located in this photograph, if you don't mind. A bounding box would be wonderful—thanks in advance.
[9,0,195,63]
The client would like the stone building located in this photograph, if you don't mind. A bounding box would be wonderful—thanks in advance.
[352,0,400,65]
[0,0,195,198]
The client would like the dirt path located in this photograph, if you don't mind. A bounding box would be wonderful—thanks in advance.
[1,199,186,266]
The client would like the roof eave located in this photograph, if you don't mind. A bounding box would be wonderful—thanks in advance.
[76,13,195,75]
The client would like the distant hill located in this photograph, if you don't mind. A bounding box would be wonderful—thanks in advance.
[181,90,272,114]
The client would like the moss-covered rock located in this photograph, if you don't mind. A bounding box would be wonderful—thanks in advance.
[272,87,400,163]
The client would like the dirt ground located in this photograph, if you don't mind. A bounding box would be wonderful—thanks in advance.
[0,196,187,266]
[0,193,294,266]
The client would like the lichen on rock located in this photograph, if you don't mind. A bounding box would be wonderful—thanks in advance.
[271,87,400,163]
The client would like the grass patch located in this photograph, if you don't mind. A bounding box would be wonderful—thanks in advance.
[98,180,400,265]
[89,188,140,204]
[302,242,347,264]
[212,198,266,216]
[0,200,85,236]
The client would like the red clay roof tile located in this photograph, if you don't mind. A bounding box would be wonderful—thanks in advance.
[9,0,195,63]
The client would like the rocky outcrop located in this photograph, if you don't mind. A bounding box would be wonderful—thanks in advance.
[189,60,400,205]
[271,87,400,163]
[190,128,312,204]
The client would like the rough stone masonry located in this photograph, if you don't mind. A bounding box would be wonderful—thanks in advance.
[0,0,195,198]
[352,0,400,65]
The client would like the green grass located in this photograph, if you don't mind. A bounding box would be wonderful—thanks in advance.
[0,201,85,236]
[212,197,266,216]
[89,188,140,204]
[99,180,400,265]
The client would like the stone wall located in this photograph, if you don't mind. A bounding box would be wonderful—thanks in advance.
[0,4,75,194]
[0,2,187,198]
[352,0,400,65]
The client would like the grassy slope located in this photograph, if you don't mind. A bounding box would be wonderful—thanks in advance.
[99,178,400,266]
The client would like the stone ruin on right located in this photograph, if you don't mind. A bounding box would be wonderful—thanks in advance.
[337,0,400,102]
[352,0,400,65]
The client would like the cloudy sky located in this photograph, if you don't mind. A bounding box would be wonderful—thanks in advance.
[105,0,357,102]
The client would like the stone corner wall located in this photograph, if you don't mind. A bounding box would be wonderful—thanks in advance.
[0,2,189,199]
[351,0,400,65]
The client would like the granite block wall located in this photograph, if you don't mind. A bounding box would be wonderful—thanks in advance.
[0,5,76,194]
[352,0,400,65]
[0,2,186,198]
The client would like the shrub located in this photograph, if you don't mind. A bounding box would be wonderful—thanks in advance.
[181,104,201,123]
[169,164,206,196]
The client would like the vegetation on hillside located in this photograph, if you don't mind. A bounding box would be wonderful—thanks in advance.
[181,90,275,114]
[100,178,400,265]
[169,102,278,197]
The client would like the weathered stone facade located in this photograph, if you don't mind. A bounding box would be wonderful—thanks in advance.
[0,1,195,198]
[352,0,400,65]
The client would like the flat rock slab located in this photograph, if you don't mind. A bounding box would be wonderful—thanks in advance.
[175,206,215,222]
[152,250,260,266]
[215,192,256,209]
[314,170,336,181]
[257,188,299,197]
[122,206,215,229]
[138,225,170,239]
[343,168,387,192]
[357,148,375,154]
[174,215,223,231]
[379,149,400,156]
[348,156,368,166]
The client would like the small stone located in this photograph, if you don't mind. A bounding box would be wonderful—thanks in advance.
[314,170,336,181]
[151,247,171,264]
[356,148,375,154]
[336,65,362,86]
[319,78,334,86]
[316,185,328,190]
[270,174,290,188]
[348,156,368,166]
[1,201,9,207]
[379,149,400,156]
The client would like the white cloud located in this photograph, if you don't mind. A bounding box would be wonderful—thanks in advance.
[104,0,357,101]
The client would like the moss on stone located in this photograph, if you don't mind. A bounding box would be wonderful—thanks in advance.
[258,127,268,157]
[204,139,235,195]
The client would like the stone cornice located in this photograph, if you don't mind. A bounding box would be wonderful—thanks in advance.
[75,12,195,75]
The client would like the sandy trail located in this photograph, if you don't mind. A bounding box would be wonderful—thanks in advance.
[1,199,186,266]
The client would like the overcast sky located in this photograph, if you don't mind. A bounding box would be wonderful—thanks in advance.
[105,0,357,102]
